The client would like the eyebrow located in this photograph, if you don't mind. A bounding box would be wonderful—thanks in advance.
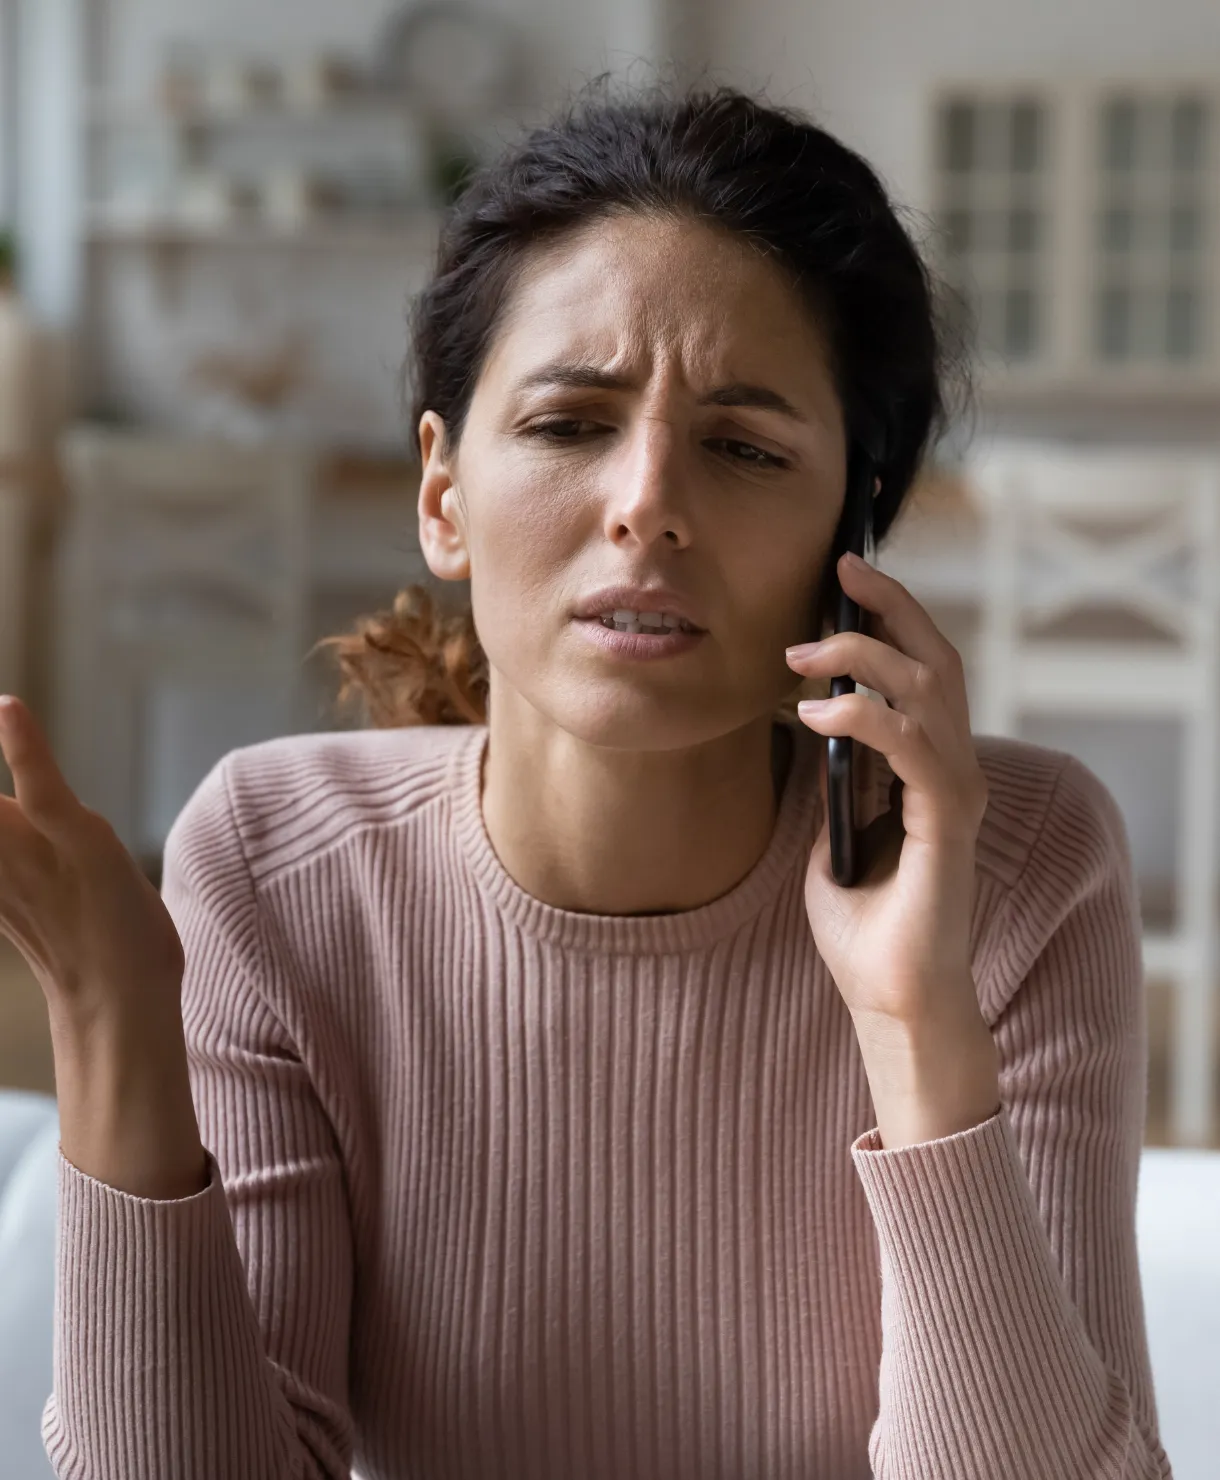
[515,362,810,424]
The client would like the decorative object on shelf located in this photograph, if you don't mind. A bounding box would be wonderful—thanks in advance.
[373,2,520,204]
[157,40,205,116]
[95,39,438,239]
[282,54,364,112]
[186,332,311,444]
[203,59,281,116]
[263,169,344,230]
[374,2,517,116]
[177,171,261,228]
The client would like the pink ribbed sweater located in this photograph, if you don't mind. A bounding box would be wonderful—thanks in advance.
[41,719,1173,1479]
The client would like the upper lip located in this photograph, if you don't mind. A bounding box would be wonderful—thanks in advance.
[573,586,707,631]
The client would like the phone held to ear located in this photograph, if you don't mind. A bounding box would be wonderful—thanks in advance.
[826,442,879,888]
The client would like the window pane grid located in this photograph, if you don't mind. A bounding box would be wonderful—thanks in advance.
[1092,90,1211,365]
[933,93,1051,364]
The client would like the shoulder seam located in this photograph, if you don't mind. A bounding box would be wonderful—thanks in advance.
[213,751,298,1039]
[983,748,1081,970]
[217,751,258,902]
[1007,748,1079,903]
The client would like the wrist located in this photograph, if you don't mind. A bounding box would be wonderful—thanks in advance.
[851,1007,1001,1150]
[50,1000,208,1200]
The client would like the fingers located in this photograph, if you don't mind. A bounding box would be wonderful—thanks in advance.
[788,562,972,741]
[787,634,963,755]
[797,692,984,844]
[835,553,961,672]
[0,697,84,841]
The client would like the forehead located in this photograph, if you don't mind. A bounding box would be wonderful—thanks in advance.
[480,212,838,396]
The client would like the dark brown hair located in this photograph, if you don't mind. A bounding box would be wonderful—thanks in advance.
[314,78,972,729]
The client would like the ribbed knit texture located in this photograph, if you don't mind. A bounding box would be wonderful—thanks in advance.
[40,719,1173,1479]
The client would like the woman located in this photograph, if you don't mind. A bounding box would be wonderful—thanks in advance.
[0,84,1170,1479]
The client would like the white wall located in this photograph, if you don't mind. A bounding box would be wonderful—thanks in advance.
[704,0,1220,215]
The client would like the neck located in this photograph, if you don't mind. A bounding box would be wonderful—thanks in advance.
[480,701,796,917]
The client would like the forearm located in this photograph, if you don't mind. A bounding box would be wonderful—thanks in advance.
[48,993,209,1200]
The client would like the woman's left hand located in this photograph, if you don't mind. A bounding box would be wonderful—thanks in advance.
[786,550,990,1037]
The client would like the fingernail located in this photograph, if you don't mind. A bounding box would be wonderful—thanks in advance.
[798,698,830,714]
[842,552,867,570]
[786,641,821,659]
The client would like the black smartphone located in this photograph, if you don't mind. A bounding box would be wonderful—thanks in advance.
[826,442,879,887]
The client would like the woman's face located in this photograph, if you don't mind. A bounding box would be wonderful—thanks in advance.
[418,210,849,751]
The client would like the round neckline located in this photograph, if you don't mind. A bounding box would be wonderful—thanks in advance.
[447,719,823,953]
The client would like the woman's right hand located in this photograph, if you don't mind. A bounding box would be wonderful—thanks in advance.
[0,693,209,1197]
[0,693,186,1027]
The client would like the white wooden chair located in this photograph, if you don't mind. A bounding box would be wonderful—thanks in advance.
[966,439,1220,1147]
[51,427,315,865]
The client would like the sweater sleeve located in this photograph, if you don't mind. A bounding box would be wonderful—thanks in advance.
[847,753,1174,1479]
[40,754,356,1480]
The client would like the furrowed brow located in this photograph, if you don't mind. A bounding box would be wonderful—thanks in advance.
[517,364,808,423]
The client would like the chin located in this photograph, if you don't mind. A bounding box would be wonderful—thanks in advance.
[546,691,779,753]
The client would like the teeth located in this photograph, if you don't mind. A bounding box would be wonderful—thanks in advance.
[598,609,696,634]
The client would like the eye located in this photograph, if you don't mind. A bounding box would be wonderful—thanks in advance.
[707,438,790,470]
[526,418,599,441]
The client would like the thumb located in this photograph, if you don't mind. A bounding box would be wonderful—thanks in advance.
[0,698,86,841]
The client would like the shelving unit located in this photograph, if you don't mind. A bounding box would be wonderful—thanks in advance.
[85,86,437,243]
[72,5,478,442]
[84,209,445,253]
[85,93,420,128]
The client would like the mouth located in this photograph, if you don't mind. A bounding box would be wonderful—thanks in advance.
[573,615,706,660]
[590,610,703,636]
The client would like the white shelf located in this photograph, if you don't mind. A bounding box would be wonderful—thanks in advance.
[85,94,415,130]
[84,211,444,252]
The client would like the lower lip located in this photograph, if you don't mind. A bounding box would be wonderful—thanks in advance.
[573,616,706,660]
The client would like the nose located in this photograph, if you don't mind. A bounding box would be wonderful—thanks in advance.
[601,413,693,549]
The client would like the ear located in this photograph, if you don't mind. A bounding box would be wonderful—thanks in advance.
[417,410,471,582]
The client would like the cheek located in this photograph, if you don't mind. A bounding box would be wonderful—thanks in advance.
[467,500,573,641]
[735,526,832,632]
[476,467,593,590]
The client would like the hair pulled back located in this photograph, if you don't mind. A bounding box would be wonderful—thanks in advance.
[315,78,972,729]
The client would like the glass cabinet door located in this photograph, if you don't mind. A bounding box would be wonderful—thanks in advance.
[933,94,1053,366]
[1092,91,1211,365]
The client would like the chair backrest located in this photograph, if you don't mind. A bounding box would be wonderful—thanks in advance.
[58,427,314,661]
[52,427,318,853]
[965,438,1220,652]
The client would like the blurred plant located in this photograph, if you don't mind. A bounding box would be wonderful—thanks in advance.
[0,230,17,287]
[424,126,480,205]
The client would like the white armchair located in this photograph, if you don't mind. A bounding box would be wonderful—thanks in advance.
[0,1088,1215,1479]
[0,1090,58,1479]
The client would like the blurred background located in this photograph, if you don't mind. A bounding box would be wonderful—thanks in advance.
[2,5,1220,1478]
[2,4,1220,1146]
